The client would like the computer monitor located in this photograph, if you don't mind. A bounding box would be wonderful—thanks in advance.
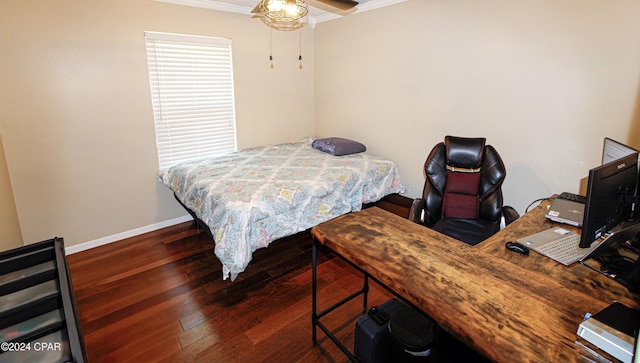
[579,152,639,248]
[601,137,640,201]
[602,137,639,165]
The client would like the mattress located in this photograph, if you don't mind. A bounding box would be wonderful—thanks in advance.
[158,139,404,280]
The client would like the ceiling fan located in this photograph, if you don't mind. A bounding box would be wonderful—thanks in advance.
[254,0,358,68]
[310,0,359,11]
[252,0,359,30]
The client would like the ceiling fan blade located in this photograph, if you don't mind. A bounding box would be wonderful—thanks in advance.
[317,0,358,11]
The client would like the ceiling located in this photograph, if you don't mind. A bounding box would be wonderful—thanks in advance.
[155,0,407,27]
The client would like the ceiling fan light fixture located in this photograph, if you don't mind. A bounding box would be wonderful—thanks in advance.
[260,0,308,22]
[260,17,306,31]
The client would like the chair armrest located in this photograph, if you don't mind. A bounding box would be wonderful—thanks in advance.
[409,198,426,224]
[501,206,520,226]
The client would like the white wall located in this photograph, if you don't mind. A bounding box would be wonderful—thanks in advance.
[314,0,640,214]
[2,0,640,250]
[0,0,315,248]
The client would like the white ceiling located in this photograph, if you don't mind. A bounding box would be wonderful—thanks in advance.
[154,0,407,26]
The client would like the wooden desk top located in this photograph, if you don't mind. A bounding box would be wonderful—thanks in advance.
[311,204,639,363]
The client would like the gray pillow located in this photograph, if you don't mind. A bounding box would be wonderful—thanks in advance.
[312,137,366,156]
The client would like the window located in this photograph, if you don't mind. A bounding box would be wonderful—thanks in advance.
[145,31,237,169]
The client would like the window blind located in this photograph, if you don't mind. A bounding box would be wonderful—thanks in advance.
[145,31,237,169]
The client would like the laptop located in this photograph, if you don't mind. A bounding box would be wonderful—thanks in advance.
[518,222,640,266]
[517,227,595,265]
[544,198,585,227]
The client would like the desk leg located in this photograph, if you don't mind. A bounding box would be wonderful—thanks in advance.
[363,274,369,314]
[310,239,370,362]
[312,239,318,343]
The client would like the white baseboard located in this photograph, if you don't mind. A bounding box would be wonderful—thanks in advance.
[64,215,193,255]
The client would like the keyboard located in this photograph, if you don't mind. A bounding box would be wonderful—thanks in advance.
[558,192,586,204]
[533,233,594,265]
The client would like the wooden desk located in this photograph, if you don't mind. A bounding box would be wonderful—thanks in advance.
[310,203,639,362]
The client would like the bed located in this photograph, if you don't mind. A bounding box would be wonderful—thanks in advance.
[158,138,404,280]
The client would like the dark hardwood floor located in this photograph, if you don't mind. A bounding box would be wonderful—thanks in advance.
[68,215,395,362]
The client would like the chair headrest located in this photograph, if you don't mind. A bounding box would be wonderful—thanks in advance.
[444,136,486,169]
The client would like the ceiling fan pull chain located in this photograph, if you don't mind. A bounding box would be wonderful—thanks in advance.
[298,25,303,70]
[269,27,274,69]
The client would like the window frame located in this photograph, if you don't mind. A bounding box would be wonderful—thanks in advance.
[145,31,238,169]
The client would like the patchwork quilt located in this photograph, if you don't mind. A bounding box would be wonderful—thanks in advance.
[158,139,404,280]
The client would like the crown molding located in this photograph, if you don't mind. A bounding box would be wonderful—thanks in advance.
[155,0,253,14]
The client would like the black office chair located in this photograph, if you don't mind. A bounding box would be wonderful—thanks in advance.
[409,136,519,245]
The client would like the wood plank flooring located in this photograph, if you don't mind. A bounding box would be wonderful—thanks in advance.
[67,221,394,362]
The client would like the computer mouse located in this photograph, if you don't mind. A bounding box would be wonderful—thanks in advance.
[505,241,529,255]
